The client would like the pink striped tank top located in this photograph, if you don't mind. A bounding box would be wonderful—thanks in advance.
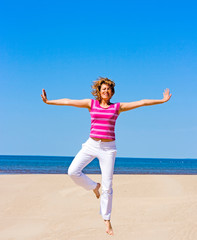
[89,99,120,140]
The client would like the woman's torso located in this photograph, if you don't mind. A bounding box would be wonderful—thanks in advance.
[89,99,120,142]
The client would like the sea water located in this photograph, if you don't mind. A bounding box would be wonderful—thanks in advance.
[0,155,197,174]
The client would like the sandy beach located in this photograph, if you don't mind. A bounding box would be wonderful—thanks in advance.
[0,174,197,240]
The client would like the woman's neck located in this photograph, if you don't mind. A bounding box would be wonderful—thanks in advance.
[100,99,111,107]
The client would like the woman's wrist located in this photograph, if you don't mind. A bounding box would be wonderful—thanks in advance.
[162,98,168,103]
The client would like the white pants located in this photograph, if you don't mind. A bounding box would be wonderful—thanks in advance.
[68,137,117,220]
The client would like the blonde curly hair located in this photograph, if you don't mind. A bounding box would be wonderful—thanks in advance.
[91,77,115,102]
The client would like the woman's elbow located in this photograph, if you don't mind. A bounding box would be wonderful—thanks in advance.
[63,98,71,105]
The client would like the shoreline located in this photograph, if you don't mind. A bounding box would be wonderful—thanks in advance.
[1,155,197,175]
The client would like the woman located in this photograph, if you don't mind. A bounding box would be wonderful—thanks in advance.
[41,77,172,235]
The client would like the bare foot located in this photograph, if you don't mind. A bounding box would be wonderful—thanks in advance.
[104,220,114,235]
[93,183,101,199]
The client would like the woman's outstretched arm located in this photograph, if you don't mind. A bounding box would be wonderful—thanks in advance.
[119,88,172,113]
[41,89,91,109]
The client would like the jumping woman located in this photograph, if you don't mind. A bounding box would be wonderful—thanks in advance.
[41,77,172,235]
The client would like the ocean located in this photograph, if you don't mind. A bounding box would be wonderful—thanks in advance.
[0,155,197,175]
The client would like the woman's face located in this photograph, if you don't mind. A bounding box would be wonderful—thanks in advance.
[100,84,113,101]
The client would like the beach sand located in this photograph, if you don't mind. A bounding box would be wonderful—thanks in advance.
[0,174,197,240]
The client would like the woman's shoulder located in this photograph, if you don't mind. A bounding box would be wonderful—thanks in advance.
[111,102,120,107]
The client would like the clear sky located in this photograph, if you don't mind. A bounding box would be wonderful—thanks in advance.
[1,0,197,158]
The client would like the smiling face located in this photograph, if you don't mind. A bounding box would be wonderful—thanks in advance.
[91,77,115,102]
[100,84,113,101]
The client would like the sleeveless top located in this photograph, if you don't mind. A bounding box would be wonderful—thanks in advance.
[89,99,120,140]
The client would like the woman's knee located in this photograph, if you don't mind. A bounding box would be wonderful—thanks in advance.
[67,166,80,177]
[102,187,113,195]
[102,178,113,191]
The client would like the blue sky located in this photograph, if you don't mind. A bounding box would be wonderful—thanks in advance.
[1,0,197,158]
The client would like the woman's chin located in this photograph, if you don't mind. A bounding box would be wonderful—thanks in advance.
[101,96,111,101]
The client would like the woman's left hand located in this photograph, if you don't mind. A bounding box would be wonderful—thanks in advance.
[162,88,172,102]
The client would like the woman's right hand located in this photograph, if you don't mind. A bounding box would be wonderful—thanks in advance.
[41,89,48,103]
